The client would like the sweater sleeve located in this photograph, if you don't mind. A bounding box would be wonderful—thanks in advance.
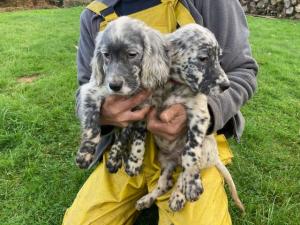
[77,9,97,86]
[76,9,114,139]
[194,0,258,133]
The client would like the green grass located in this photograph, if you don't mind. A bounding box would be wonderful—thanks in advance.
[0,8,299,225]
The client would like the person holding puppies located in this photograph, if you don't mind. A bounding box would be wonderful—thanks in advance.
[62,0,258,224]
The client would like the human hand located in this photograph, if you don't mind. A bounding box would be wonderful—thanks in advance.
[100,90,151,127]
[147,104,187,141]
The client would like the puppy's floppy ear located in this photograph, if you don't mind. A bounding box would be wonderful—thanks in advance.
[141,28,170,89]
[90,55,104,86]
[90,32,104,86]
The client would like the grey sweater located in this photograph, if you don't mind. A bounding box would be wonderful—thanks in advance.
[76,0,258,158]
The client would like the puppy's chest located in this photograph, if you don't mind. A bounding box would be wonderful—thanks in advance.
[151,83,194,160]
[155,135,185,160]
[151,83,194,109]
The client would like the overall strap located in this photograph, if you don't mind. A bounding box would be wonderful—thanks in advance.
[86,0,197,32]
[176,2,197,26]
[161,0,196,27]
[86,0,117,16]
[86,0,119,31]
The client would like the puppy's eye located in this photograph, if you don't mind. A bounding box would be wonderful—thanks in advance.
[102,52,110,58]
[198,56,208,62]
[128,52,138,58]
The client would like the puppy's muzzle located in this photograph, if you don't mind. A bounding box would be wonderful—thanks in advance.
[219,81,230,92]
[109,81,123,92]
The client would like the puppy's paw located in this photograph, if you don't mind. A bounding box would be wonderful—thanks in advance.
[106,156,122,173]
[136,194,155,211]
[182,172,203,202]
[75,141,97,169]
[76,151,95,169]
[169,190,186,212]
[125,156,143,176]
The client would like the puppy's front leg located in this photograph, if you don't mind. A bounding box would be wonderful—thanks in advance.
[76,83,105,169]
[106,125,133,173]
[168,172,186,212]
[125,121,147,176]
[106,129,123,173]
[181,94,210,201]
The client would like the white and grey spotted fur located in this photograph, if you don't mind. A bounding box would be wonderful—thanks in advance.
[135,24,244,212]
[76,17,170,170]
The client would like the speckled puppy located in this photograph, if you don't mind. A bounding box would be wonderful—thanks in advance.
[135,24,244,212]
[75,17,169,171]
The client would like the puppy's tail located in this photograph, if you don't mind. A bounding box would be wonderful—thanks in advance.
[215,160,245,213]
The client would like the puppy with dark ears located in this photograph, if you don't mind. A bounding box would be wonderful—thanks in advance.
[76,17,170,171]
[136,24,244,213]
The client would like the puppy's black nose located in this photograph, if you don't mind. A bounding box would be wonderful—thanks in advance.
[220,82,230,92]
[109,81,123,92]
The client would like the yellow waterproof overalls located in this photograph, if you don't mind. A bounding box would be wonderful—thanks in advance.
[62,1,234,224]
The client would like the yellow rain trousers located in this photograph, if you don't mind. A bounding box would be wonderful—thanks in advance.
[62,1,234,224]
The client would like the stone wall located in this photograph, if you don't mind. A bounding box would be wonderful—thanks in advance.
[0,0,45,7]
[63,0,91,7]
[0,0,60,8]
[239,0,300,18]
[2,0,299,18]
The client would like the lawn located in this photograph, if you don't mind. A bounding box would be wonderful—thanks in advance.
[0,7,299,225]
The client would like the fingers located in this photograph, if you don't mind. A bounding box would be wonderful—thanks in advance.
[104,90,151,115]
[147,108,169,132]
[146,109,171,139]
[120,90,152,112]
[100,90,152,127]
[147,108,187,141]
[101,92,187,137]
[120,105,151,123]
[102,105,151,127]
[160,104,186,123]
